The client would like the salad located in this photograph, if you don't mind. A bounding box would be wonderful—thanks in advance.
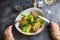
[19,12,44,33]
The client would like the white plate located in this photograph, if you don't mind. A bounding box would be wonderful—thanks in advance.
[15,8,46,35]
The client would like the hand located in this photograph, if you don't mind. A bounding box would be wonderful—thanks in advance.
[50,21,60,40]
[3,25,15,40]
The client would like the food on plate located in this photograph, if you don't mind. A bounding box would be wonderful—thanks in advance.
[19,12,44,33]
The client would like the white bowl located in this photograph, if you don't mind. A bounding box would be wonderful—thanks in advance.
[15,8,46,35]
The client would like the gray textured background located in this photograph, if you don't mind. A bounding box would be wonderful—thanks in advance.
[0,0,60,40]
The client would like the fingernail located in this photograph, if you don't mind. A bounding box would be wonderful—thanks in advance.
[9,25,13,30]
[50,21,52,24]
[50,21,54,24]
[9,25,13,28]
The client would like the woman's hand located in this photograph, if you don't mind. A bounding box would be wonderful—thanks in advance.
[3,25,15,40]
[50,21,60,40]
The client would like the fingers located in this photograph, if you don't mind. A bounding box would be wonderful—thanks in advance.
[8,25,13,31]
[50,21,60,32]
[50,21,60,40]
[3,25,13,35]
[50,21,60,35]
[3,25,15,40]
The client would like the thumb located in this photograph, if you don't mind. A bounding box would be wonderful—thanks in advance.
[9,25,13,31]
